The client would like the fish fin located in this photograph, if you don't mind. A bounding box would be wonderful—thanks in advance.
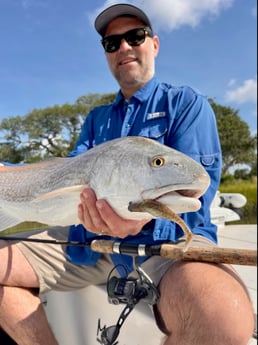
[0,209,22,232]
[32,185,86,203]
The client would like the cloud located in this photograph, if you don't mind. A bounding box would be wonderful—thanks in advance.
[225,78,257,104]
[90,0,234,31]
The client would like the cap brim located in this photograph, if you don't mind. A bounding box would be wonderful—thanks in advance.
[95,4,152,37]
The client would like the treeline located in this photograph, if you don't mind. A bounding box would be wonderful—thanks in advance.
[0,93,257,179]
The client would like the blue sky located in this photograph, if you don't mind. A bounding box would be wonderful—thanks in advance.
[0,0,257,134]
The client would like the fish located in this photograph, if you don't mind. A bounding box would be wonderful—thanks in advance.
[0,136,210,232]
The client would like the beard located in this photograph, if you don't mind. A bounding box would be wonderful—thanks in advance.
[113,62,154,91]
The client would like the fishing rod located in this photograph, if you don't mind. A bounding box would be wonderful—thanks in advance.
[0,235,257,266]
[0,235,91,247]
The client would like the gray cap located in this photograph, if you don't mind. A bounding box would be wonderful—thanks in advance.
[94,3,152,37]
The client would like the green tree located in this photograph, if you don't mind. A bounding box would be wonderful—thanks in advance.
[23,103,89,157]
[249,158,257,177]
[0,93,117,163]
[75,92,116,107]
[0,103,87,161]
[210,99,256,176]
[248,135,257,178]
[0,116,26,163]
[0,142,24,163]
[234,168,250,180]
[0,116,24,146]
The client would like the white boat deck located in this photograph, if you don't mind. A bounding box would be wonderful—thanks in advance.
[44,224,257,345]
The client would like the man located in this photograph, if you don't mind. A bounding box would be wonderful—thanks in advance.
[0,4,254,345]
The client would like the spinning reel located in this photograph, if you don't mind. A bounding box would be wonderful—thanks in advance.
[97,257,159,345]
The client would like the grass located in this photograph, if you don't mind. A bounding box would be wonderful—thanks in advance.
[2,222,47,235]
[219,178,257,224]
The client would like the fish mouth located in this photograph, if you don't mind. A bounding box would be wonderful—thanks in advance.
[158,187,205,199]
[141,182,209,214]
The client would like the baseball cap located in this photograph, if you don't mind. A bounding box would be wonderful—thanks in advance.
[94,3,152,37]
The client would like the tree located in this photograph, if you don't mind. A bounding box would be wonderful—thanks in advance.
[209,99,257,176]
[75,92,116,107]
[0,93,117,163]
[0,142,24,163]
[0,103,87,161]
[234,168,250,180]
[0,116,26,163]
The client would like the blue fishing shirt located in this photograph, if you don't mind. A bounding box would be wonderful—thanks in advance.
[66,77,222,273]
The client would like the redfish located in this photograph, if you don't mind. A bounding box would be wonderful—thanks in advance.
[0,136,210,231]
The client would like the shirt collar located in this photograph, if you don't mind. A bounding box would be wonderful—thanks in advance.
[114,77,159,107]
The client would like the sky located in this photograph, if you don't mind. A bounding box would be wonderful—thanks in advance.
[0,0,257,135]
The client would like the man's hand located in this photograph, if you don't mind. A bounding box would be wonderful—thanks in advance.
[77,188,151,238]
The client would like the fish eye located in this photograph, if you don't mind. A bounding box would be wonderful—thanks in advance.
[152,156,165,168]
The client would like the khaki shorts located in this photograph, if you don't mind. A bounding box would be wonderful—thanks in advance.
[15,227,214,294]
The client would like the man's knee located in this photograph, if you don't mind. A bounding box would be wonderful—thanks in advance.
[0,241,39,287]
[156,261,254,344]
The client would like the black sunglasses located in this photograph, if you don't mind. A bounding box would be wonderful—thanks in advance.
[101,27,153,53]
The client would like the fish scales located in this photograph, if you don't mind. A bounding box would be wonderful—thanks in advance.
[1,159,87,201]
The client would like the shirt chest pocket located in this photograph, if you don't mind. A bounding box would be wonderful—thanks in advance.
[136,118,168,143]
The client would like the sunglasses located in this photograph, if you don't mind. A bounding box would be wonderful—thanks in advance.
[101,27,153,53]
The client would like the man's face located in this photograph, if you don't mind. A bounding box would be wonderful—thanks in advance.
[103,17,159,95]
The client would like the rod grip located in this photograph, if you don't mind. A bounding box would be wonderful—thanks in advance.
[160,244,257,266]
[91,239,114,254]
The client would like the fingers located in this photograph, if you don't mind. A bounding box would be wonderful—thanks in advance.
[78,188,108,233]
[78,188,151,238]
[97,200,150,237]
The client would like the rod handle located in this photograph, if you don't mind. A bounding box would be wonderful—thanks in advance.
[160,244,257,266]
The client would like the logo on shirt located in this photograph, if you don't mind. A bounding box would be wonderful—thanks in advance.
[147,112,166,120]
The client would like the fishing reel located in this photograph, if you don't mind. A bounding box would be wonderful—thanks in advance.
[107,257,160,307]
[107,269,158,306]
[97,257,160,345]
[108,276,143,305]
